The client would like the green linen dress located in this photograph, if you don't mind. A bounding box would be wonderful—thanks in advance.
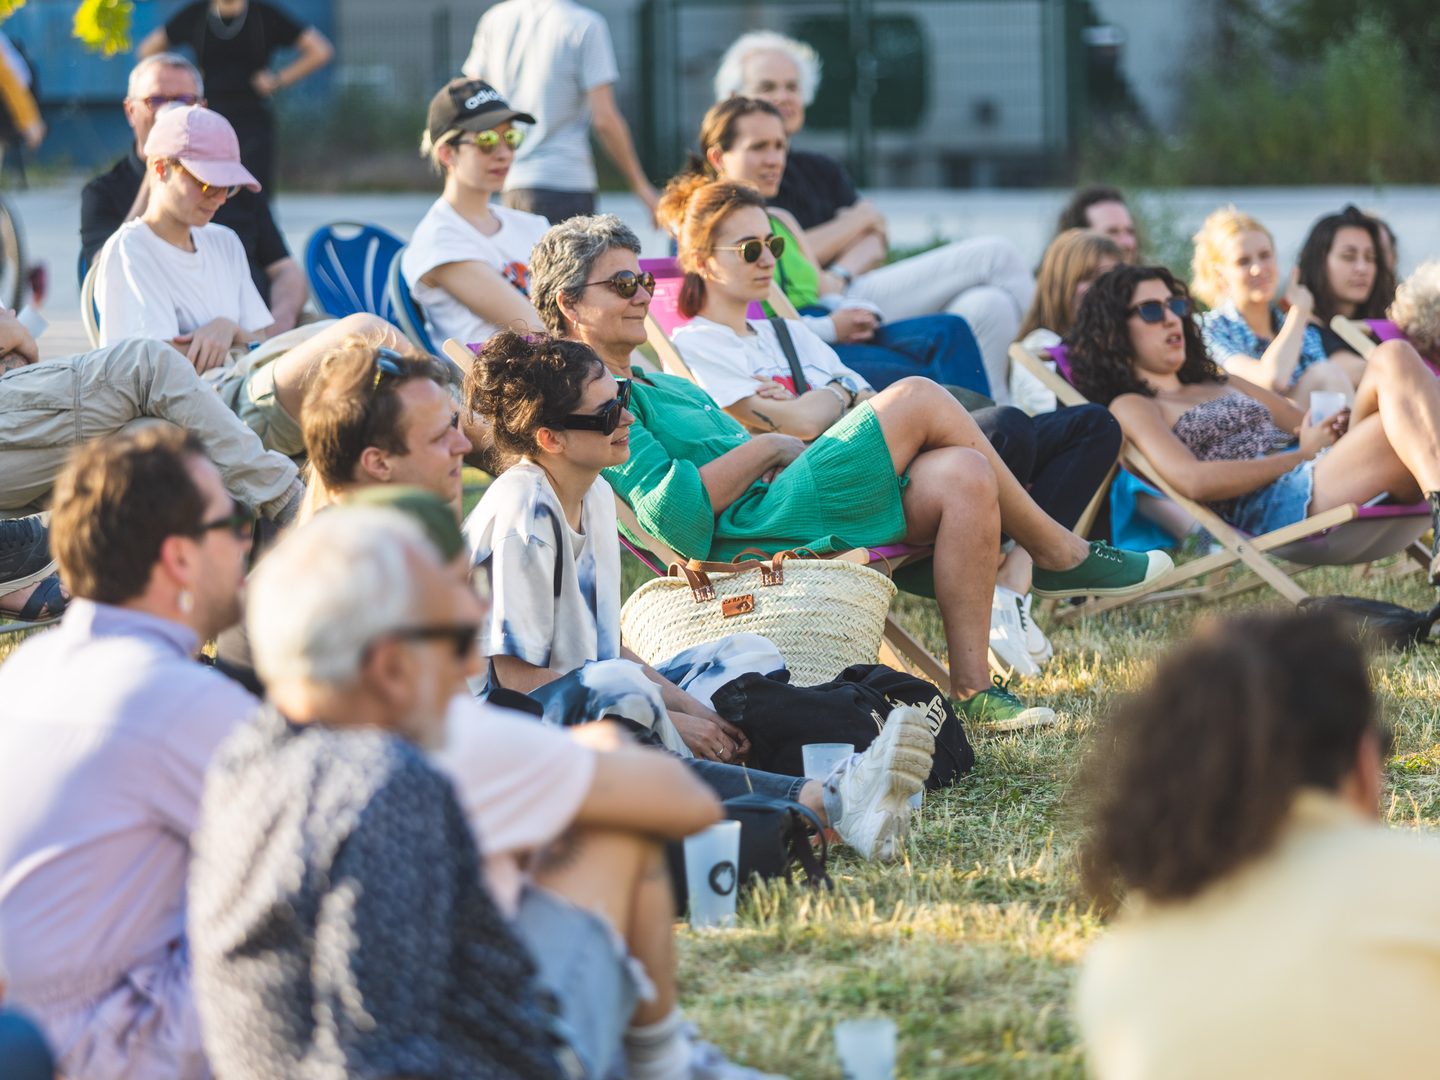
[603,369,907,562]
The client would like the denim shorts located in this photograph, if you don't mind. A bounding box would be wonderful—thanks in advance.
[1228,458,1316,535]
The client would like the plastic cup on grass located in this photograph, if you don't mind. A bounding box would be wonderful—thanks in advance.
[684,819,742,929]
[802,742,854,781]
[834,1017,897,1079]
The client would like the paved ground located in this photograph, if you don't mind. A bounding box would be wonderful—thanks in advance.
[17,178,1440,360]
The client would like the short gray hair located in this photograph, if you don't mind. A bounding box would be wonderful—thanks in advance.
[530,214,643,336]
[713,31,821,105]
[1390,259,1440,361]
[246,508,432,690]
[127,52,204,100]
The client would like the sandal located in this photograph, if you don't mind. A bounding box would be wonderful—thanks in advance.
[0,573,68,633]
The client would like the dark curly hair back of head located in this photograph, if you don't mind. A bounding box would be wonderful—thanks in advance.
[1067,263,1224,406]
[1076,611,1379,916]
[465,330,605,466]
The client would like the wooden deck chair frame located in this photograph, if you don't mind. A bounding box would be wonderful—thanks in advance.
[1008,341,1429,622]
[1329,314,1379,359]
[81,262,100,348]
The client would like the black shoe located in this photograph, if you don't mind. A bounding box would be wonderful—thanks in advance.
[1428,493,1440,586]
[0,514,54,593]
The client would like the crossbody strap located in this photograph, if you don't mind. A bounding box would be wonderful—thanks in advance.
[767,315,810,395]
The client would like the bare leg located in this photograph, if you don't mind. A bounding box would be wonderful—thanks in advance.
[1291,357,1356,410]
[898,444,1001,697]
[533,828,676,1025]
[1134,491,1199,542]
[869,377,1089,571]
[269,313,414,422]
[996,546,1032,594]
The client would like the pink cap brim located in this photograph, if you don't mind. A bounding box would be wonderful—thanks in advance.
[177,156,261,193]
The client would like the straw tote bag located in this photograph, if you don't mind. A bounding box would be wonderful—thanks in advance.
[620,549,897,687]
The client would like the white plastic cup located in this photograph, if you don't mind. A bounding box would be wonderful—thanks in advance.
[802,742,855,781]
[909,789,924,810]
[1310,390,1347,424]
[684,819,742,929]
[834,1017,897,1079]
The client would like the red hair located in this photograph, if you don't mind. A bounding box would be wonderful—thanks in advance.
[656,174,768,318]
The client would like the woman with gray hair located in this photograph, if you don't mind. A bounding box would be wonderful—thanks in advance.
[1388,260,1440,367]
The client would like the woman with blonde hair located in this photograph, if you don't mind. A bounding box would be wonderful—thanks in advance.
[1193,206,1352,408]
[1387,260,1440,367]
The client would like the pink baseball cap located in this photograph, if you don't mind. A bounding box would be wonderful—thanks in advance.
[143,105,261,193]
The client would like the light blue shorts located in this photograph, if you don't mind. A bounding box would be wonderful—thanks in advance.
[1228,458,1316,535]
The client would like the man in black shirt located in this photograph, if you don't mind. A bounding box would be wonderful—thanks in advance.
[80,52,307,333]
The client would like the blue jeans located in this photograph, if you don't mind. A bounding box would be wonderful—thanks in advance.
[813,311,991,397]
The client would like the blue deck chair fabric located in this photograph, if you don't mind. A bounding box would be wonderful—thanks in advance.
[304,222,404,321]
[387,247,438,356]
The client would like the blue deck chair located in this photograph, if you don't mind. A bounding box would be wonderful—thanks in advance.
[304,222,403,321]
[388,246,438,356]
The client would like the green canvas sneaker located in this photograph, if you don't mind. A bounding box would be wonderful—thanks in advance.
[954,677,1057,731]
[1031,540,1173,600]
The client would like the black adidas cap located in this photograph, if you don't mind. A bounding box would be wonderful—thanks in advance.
[425,78,537,144]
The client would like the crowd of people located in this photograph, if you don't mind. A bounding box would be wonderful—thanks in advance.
[2,6,1440,1078]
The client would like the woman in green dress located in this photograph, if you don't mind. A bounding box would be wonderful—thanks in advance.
[517,211,1171,726]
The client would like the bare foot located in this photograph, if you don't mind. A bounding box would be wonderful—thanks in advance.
[0,576,69,621]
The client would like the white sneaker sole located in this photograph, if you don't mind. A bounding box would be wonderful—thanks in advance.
[977,706,1059,732]
[835,705,935,861]
[1030,551,1175,599]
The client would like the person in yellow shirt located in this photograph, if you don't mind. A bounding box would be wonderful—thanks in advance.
[1075,611,1440,1080]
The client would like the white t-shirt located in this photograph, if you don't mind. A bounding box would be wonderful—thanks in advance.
[672,315,872,409]
[463,461,623,676]
[461,0,619,193]
[401,199,549,349]
[95,219,272,347]
[434,694,595,917]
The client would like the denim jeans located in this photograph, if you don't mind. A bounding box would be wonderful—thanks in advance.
[829,313,991,397]
[688,758,809,803]
[972,403,1121,529]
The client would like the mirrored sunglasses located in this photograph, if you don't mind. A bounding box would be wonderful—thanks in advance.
[171,161,239,198]
[584,270,655,299]
[463,128,525,153]
[715,235,786,264]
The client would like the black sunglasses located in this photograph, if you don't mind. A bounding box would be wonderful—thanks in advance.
[584,270,655,299]
[372,347,409,390]
[194,502,256,541]
[390,623,480,660]
[1127,297,1193,323]
[551,379,632,436]
[715,235,786,263]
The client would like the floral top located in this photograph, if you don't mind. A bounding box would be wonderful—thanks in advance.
[1200,299,1329,390]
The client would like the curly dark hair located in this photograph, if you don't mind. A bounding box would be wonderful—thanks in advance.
[1077,612,1381,916]
[465,330,605,462]
[1067,264,1224,405]
[1296,204,1397,322]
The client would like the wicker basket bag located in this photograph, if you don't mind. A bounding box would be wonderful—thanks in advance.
[620,550,897,687]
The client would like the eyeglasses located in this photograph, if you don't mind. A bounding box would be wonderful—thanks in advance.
[170,161,239,199]
[551,379,632,436]
[194,503,256,541]
[1126,297,1193,323]
[136,93,200,111]
[389,623,480,660]
[583,270,655,299]
[372,347,408,391]
[714,235,786,264]
[458,128,525,153]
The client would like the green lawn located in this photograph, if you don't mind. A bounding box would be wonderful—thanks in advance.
[6,552,1439,1078]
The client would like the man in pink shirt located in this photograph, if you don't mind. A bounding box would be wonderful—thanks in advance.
[0,426,255,1078]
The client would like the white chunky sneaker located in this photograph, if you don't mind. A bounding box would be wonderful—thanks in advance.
[990,586,1040,678]
[1019,592,1054,669]
[829,705,936,861]
[686,1024,790,1079]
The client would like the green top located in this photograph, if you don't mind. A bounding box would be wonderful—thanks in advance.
[603,368,906,562]
[769,214,820,310]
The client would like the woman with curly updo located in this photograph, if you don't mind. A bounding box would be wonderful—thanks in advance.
[462,329,941,864]
[1075,611,1440,1078]
[1068,263,1440,581]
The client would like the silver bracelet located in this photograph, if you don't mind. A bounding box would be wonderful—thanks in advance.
[820,383,849,416]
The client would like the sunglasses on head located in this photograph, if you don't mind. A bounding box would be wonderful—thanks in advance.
[169,160,239,198]
[194,502,255,541]
[458,127,525,153]
[138,93,200,111]
[371,347,409,391]
[1127,297,1193,323]
[584,270,655,299]
[715,235,786,263]
[551,378,632,436]
[388,623,480,660]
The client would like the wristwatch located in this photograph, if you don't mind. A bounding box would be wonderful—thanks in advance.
[827,375,861,407]
[827,264,853,286]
